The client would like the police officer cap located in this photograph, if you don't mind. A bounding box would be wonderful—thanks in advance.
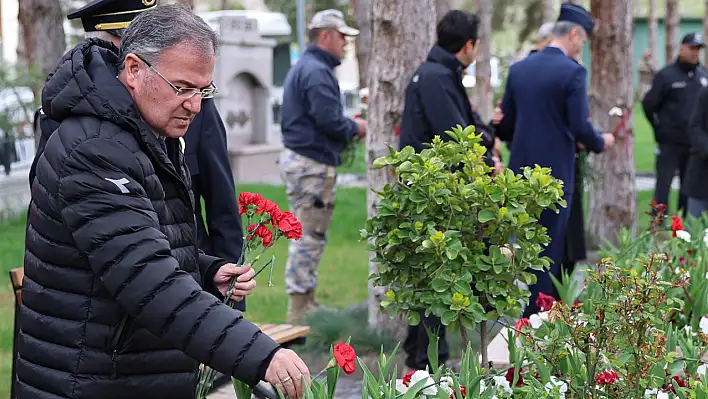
[682,32,706,47]
[557,3,595,36]
[67,0,157,34]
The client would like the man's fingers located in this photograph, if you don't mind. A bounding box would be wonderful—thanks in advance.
[236,267,256,282]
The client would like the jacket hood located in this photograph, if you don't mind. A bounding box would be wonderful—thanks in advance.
[41,38,142,132]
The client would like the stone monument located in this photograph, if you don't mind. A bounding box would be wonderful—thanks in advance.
[210,14,282,184]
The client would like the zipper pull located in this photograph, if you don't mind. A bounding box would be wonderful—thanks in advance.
[112,350,118,378]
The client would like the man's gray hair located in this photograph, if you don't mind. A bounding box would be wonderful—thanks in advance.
[537,22,554,41]
[118,3,218,71]
[552,21,584,38]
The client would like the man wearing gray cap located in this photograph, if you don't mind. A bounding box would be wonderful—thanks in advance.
[279,9,366,323]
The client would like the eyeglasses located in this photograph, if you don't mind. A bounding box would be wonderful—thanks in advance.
[134,54,218,99]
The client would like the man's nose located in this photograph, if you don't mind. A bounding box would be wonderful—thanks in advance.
[183,95,202,114]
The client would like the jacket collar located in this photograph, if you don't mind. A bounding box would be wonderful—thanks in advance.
[305,45,341,69]
[676,57,700,73]
[427,45,465,75]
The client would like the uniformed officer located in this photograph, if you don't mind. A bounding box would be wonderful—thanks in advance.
[642,32,708,219]
[496,3,615,318]
[28,0,246,310]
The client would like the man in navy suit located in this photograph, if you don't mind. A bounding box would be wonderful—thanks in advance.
[496,3,615,318]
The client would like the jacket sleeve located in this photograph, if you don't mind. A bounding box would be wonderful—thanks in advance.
[641,70,667,130]
[57,137,278,386]
[305,72,358,142]
[419,75,469,138]
[688,86,708,158]
[195,100,245,284]
[566,67,605,153]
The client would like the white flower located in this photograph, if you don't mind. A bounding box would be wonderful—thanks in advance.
[644,388,672,399]
[439,376,454,397]
[676,230,691,242]
[697,364,708,380]
[700,316,708,335]
[705,271,708,280]
[410,370,438,396]
[544,377,568,399]
[492,376,513,396]
[703,232,708,248]
[529,312,549,329]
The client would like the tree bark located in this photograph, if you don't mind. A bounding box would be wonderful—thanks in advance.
[587,0,636,248]
[665,0,679,65]
[352,0,372,89]
[543,0,555,23]
[436,0,451,22]
[648,0,658,69]
[474,0,493,121]
[18,0,65,77]
[367,0,436,337]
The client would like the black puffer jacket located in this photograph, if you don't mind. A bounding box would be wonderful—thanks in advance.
[19,39,280,399]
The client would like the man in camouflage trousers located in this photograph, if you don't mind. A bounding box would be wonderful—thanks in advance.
[279,9,366,323]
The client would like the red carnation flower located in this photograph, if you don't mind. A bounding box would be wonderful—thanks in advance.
[247,224,273,247]
[671,216,684,237]
[402,370,416,387]
[514,318,530,335]
[237,192,264,215]
[536,292,555,312]
[664,375,688,392]
[595,370,619,385]
[506,368,524,386]
[333,343,357,374]
[276,211,303,240]
[255,199,282,222]
[449,386,466,399]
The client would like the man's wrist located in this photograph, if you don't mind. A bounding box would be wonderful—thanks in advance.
[205,259,228,299]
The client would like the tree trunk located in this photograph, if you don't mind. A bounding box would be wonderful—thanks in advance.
[436,0,451,21]
[665,0,679,65]
[648,0,658,69]
[587,0,636,248]
[474,0,493,121]
[221,0,229,9]
[18,0,65,77]
[367,0,436,337]
[352,0,372,89]
[543,0,555,23]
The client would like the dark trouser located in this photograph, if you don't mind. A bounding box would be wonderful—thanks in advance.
[403,312,450,371]
[654,144,690,217]
[687,197,708,220]
[522,193,571,318]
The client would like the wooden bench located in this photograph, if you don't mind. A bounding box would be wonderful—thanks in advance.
[8,267,311,396]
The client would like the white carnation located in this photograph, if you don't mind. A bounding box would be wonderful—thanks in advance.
[676,230,691,242]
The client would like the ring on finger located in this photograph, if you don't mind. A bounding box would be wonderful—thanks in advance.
[281,376,292,384]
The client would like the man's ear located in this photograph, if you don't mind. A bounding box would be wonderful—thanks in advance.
[122,54,142,90]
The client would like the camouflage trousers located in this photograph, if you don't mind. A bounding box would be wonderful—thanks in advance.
[279,149,337,294]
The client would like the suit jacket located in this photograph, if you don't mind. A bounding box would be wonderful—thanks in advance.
[496,46,605,298]
[497,46,604,195]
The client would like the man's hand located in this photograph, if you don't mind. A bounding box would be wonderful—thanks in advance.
[602,133,616,151]
[265,348,311,399]
[491,100,504,125]
[492,156,504,177]
[493,137,502,158]
[213,263,256,302]
[355,118,367,138]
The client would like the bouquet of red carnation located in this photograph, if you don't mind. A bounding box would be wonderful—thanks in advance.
[195,192,303,399]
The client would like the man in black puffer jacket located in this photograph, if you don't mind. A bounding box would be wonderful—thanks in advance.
[19,4,310,399]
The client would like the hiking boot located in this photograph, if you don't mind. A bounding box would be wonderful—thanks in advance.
[285,293,311,324]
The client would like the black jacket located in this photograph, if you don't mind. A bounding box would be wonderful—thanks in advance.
[642,59,708,147]
[684,86,708,200]
[183,99,246,311]
[19,39,279,399]
[400,45,495,163]
[281,45,358,166]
